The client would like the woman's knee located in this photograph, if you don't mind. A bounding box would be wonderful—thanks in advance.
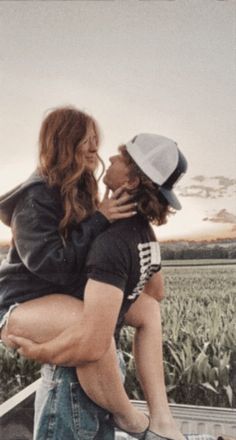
[125,293,160,328]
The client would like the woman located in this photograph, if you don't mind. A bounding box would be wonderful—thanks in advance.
[0,106,148,435]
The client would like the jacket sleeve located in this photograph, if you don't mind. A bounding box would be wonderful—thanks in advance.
[11,187,109,285]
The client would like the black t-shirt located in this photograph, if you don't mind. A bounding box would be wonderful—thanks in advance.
[86,214,161,342]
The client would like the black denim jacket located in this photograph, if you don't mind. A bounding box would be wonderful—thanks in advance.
[0,171,109,309]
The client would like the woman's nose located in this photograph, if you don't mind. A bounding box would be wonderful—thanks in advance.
[88,137,98,151]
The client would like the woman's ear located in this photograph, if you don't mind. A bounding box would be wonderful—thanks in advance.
[126,176,140,190]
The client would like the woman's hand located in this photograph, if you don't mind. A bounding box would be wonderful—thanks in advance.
[99,185,137,222]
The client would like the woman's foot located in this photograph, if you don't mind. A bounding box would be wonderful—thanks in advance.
[148,417,185,440]
[146,435,216,440]
[113,410,149,435]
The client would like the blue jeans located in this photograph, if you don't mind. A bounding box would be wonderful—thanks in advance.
[34,352,126,440]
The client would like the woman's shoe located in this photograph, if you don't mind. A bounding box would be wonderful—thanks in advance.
[108,414,149,440]
[144,432,172,440]
[145,432,216,440]
[185,435,216,440]
[217,437,236,440]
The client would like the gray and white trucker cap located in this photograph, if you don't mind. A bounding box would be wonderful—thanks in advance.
[125,133,188,210]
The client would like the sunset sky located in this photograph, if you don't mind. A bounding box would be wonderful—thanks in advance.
[0,0,235,242]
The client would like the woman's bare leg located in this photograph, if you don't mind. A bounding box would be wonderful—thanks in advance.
[1,294,84,346]
[1,295,148,434]
[77,339,148,433]
[125,293,184,440]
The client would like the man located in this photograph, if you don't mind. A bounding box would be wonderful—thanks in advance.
[9,134,215,440]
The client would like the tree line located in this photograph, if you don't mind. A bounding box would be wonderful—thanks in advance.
[160,242,236,260]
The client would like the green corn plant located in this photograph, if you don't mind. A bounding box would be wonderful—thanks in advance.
[0,344,40,404]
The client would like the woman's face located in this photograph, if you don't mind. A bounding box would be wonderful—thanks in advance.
[77,123,99,172]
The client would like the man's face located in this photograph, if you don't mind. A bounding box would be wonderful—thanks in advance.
[103,153,131,191]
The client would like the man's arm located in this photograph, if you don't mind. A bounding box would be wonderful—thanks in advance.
[8,280,123,366]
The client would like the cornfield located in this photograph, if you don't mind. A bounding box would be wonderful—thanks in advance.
[120,263,236,408]
[0,262,235,407]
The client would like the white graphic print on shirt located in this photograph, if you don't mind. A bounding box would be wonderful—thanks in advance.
[127,241,161,300]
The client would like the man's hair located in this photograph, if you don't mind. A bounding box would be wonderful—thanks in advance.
[120,145,173,225]
[38,106,104,237]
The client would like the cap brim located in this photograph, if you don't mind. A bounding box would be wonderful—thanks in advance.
[159,187,182,210]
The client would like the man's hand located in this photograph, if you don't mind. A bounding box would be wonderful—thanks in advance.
[8,327,79,366]
[8,335,48,363]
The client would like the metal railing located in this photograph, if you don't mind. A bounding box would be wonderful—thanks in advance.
[1,379,236,440]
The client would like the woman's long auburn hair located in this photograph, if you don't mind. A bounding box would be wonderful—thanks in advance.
[120,146,173,225]
[38,106,103,237]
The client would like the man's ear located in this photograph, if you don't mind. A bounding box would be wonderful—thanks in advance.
[126,176,140,190]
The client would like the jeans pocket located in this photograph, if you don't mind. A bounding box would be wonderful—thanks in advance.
[70,382,99,440]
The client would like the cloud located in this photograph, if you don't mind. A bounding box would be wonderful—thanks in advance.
[203,209,236,224]
[213,176,236,188]
[178,176,236,199]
